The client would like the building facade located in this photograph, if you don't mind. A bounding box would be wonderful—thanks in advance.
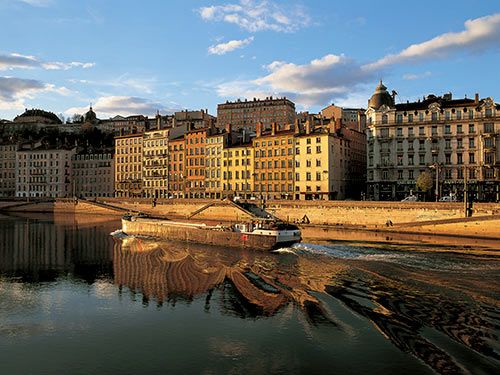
[15,146,76,198]
[366,81,499,201]
[73,151,114,198]
[185,128,208,198]
[142,129,169,199]
[205,132,227,199]
[0,143,17,197]
[253,122,295,200]
[217,96,296,132]
[167,136,185,198]
[114,133,143,197]
[222,143,254,199]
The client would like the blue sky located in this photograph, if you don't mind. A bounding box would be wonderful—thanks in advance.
[0,0,499,120]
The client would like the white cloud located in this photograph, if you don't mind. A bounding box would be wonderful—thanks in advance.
[365,13,500,71]
[214,13,500,109]
[208,36,254,55]
[68,74,156,94]
[65,96,181,118]
[0,52,95,71]
[0,76,71,110]
[198,0,310,33]
[214,54,373,107]
[18,0,53,7]
[403,71,432,81]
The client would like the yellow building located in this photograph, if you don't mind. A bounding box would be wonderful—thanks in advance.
[294,125,344,200]
[115,133,143,197]
[222,143,254,199]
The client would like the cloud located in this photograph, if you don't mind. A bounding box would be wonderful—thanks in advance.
[403,71,432,81]
[68,74,156,94]
[65,96,181,118]
[0,53,95,71]
[208,36,254,55]
[0,76,71,110]
[198,0,310,32]
[214,13,500,109]
[215,54,373,107]
[365,13,500,71]
[18,0,53,6]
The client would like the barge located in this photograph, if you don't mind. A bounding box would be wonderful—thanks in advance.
[120,215,301,250]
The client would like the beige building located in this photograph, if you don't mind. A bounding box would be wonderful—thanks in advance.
[205,131,227,199]
[16,146,76,198]
[294,123,345,200]
[217,96,296,132]
[0,143,17,197]
[142,128,169,199]
[115,133,143,197]
[168,136,185,198]
[73,151,114,198]
[366,81,499,201]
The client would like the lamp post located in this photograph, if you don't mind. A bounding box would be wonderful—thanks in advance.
[429,163,440,202]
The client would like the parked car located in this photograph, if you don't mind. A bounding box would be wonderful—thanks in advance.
[439,195,457,202]
[401,195,418,202]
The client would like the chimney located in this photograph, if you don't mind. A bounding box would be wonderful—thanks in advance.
[474,93,479,104]
[294,119,301,134]
[271,122,277,136]
[305,120,311,135]
[256,121,263,137]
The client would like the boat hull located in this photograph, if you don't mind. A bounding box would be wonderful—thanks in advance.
[121,218,300,251]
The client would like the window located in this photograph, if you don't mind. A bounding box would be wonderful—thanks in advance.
[306,146,311,154]
[468,110,474,120]
[469,124,475,133]
[469,138,475,148]
[432,126,437,135]
[316,172,321,181]
[397,127,403,136]
[408,155,414,165]
[397,154,403,165]
[484,123,494,133]
[431,112,438,121]
[445,124,450,134]
[382,115,388,124]
[456,110,462,120]
[316,159,321,167]
[398,170,403,180]
[457,153,463,164]
[485,152,494,164]
[409,170,414,180]
[485,108,492,117]
[382,170,389,180]
[457,138,463,149]
[469,153,475,163]
[457,124,463,133]
[396,114,403,124]
[316,146,321,153]
[445,139,451,149]
[445,154,451,164]
[380,128,389,137]
[419,126,425,136]
[408,114,414,123]
[306,172,311,181]
[408,127,414,136]
[445,111,450,120]
[419,154,425,164]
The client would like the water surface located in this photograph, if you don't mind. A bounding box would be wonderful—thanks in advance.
[0,213,499,374]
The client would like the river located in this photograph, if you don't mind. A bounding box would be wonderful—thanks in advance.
[0,213,499,374]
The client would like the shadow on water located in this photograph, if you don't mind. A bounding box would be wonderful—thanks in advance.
[0,213,499,374]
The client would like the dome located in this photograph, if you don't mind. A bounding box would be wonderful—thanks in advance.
[84,106,97,124]
[368,80,394,110]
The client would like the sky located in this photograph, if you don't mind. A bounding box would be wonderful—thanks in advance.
[0,0,499,121]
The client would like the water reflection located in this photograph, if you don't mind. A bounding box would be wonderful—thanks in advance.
[113,236,500,374]
[0,213,114,283]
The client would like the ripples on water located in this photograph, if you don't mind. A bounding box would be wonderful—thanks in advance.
[0,214,499,374]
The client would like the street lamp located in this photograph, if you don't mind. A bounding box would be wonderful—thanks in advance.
[429,163,441,202]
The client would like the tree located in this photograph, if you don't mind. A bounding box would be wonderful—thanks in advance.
[416,171,433,200]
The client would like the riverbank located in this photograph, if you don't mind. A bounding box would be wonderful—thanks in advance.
[1,198,499,243]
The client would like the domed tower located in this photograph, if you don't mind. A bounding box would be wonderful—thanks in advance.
[83,105,98,125]
[368,80,395,110]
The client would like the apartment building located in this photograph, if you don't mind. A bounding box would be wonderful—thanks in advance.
[217,96,296,132]
[205,131,228,199]
[114,133,143,197]
[185,127,209,198]
[73,151,114,198]
[143,128,169,199]
[0,143,17,197]
[253,122,295,200]
[222,142,254,199]
[366,81,499,201]
[167,136,185,198]
[16,146,76,198]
